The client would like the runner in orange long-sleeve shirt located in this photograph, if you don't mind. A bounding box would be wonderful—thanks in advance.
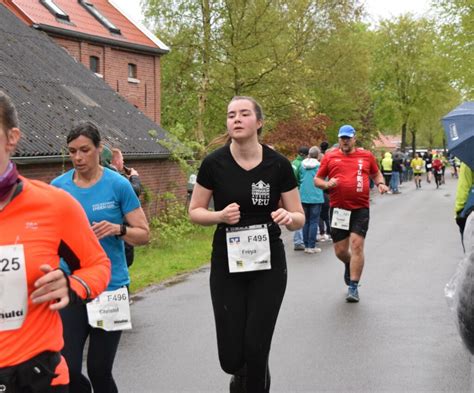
[0,90,110,392]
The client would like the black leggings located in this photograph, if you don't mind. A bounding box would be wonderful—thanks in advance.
[60,304,122,393]
[210,240,287,393]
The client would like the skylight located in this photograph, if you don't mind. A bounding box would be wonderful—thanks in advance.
[78,0,121,35]
[40,0,70,21]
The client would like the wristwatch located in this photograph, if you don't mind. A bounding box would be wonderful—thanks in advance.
[119,224,127,237]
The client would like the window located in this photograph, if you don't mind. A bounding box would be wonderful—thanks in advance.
[89,56,100,74]
[128,63,137,79]
[78,0,121,34]
[40,0,70,21]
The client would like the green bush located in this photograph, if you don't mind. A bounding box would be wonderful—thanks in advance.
[150,191,204,244]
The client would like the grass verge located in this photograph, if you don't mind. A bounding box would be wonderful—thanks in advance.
[128,226,213,293]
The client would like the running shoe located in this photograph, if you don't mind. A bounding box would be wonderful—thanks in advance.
[344,263,350,286]
[346,286,359,303]
[304,247,322,254]
[294,244,305,251]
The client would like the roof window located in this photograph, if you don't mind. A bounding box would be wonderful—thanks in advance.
[40,0,70,21]
[78,0,121,35]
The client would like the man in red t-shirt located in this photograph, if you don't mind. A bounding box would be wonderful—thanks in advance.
[315,125,388,302]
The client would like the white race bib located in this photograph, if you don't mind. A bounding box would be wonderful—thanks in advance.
[331,208,351,230]
[226,224,271,273]
[86,287,132,331]
[427,163,432,169]
[0,245,27,332]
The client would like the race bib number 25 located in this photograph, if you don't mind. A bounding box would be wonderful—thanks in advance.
[0,244,27,332]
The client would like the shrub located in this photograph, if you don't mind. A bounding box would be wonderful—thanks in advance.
[149,191,203,244]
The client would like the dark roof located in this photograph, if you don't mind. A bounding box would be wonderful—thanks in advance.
[0,5,171,159]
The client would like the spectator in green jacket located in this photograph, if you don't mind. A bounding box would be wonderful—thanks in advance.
[292,146,309,185]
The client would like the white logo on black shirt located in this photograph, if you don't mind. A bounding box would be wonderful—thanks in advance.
[252,180,270,206]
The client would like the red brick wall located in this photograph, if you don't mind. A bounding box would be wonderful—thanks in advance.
[16,160,187,219]
[50,37,161,123]
[54,36,81,60]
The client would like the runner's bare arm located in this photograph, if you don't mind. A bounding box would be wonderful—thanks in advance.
[275,188,305,231]
[314,176,337,190]
[121,207,149,246]
[371,170,389,194]
[90,207,149,246]
[189,183,241,225]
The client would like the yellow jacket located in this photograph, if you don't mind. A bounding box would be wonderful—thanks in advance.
[455,163,474,215]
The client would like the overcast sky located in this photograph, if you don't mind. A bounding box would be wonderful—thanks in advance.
[113,0,433,25]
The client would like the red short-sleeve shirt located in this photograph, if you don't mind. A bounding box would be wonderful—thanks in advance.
[317,148,379,210]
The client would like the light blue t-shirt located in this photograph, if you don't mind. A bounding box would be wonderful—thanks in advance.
[52,168,141,290]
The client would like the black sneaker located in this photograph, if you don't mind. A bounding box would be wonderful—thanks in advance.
[344,263,350,286]
[294,244,305,251]
[346,286,360,303]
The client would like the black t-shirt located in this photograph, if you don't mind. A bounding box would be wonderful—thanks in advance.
[424,155,433,169]
[197,144,297,252]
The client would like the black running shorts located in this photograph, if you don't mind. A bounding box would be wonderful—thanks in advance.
[329,207,370,243]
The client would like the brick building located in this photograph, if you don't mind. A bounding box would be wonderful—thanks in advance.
[0,4,185,218]
[2,0,169,123]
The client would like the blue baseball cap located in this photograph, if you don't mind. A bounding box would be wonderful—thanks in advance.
[338,125,356,138]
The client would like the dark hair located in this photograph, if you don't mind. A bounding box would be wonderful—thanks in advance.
[0,91,19,134]
[207,96,265,150]
[298,146,309,155]
[230,96,264,135]
[320,141,329,153]
[67,121,101,147]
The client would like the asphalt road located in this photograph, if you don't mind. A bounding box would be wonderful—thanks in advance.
[113,175,470,393]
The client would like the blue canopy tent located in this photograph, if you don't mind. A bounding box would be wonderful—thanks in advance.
[442,102,474,170]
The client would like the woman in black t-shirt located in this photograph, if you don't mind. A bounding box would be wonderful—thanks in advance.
[189,96,304,393]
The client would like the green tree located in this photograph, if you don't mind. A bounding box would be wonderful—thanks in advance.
[371,15,459,152]
[304,19,375,145]
[143,0,368,145]
[434,0,474,99]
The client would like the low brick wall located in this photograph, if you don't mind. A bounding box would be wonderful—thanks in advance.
[16,158,187,219]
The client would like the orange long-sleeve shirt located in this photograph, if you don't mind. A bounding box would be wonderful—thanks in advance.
[0,178,110,382]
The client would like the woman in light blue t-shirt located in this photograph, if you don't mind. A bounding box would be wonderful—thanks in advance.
[52,121,149,393]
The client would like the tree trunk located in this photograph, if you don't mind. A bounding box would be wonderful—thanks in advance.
[196,0,211,144]
[401,122,407,152]
[411,128,416,156]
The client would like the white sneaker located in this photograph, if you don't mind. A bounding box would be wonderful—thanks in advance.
[305,247,322,254]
